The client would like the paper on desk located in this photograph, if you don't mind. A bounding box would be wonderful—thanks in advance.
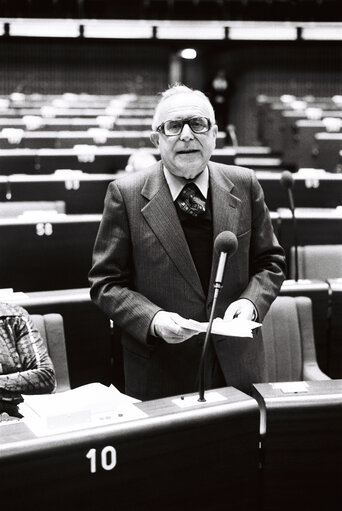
[19,382,147,437]
[177,317,261,338]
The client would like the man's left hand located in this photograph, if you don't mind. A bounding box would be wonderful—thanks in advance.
[223,299,256,321]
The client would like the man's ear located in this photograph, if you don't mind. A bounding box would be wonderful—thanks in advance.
[212,123,218,149]
[150,131,159,148]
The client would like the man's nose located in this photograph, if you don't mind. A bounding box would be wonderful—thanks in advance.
[179,122,194,141]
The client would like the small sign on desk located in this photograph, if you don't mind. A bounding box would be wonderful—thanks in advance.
[271,381,309,393]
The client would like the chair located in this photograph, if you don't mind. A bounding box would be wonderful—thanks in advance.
[31,313,70,392]
[290,244,342,280]
[262,295,330,382]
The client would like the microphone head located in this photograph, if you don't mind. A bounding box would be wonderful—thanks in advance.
[214,231,238,257]
[280,170,294,189]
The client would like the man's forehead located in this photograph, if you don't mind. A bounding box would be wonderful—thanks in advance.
[156,92,212,122]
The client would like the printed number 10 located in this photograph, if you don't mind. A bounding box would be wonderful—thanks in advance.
[86,446,117,474]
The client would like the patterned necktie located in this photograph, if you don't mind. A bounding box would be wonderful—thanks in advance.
[176,182,206,218]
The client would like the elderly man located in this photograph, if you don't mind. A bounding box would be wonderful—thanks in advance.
[89,84,286,401]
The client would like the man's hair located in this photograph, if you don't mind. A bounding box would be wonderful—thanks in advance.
[152,83,216,131]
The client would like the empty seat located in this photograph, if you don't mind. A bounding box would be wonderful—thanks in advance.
[31,313,70,392]
[290,244,342,280]
[262,295,329,381]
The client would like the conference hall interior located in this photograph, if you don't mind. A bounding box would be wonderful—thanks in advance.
[0,1,341,510]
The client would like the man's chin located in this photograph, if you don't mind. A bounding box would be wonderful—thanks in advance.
[175,157,204,176]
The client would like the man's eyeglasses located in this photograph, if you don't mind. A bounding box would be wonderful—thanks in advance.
[156,116,212,136]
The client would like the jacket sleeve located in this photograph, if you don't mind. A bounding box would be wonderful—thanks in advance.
[0,308,56,398]
[89,181,161,344]
[240,171,286,321]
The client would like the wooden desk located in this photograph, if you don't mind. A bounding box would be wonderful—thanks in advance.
[0,130,227,150]
[0,116,153,131]
[257,170,342,210]
[0,173,120,214]
[313,132,342,173]
[0,214,101,292]
[0,147,140,174]
[0,387,260,511]
[277,207,342,265]
[256,95,335,145]
[281,119,342,169]
[263,106,342,155]
[0,146,254,175]
[253,380,342,511]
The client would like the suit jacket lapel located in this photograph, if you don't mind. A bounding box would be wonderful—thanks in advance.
[207,162,242,304]
[141,163,204,299]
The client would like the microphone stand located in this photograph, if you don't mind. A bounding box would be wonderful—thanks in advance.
[198,281,223,402]
[288,188,299,282]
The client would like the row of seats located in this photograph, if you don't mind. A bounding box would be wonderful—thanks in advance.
[24,294,333,394]
[0,92,340,385]
[1,168,341,213]
[257,94,342,172]
[2,277,341,388]
[0,207,340,290]
[0,145,277,175]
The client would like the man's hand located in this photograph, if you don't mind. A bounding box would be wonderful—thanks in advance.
[152,311,198,344]
[223,299,256,321]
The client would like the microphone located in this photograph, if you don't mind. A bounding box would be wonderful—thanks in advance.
[280,170,299,281]
[214,231,238,288]
[280,170,295,212]
[198,231,238,402]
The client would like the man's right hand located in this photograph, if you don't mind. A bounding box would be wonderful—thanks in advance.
[151,311,198,344]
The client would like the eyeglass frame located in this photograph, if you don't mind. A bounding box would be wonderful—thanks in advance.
[155,116,213,136]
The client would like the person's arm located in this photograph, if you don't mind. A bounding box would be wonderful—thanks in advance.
[90,181,199,345]
[89,180,164,344]
[0,309,56,398]
[226,171,286,322]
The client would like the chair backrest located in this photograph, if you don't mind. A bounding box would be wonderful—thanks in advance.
[31,313,70,392]
[262,295,329,382]
[290,244,342,280]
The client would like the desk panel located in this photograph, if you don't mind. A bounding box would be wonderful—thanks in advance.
[0,117,152,131]
[0,130,227,150]
[277,208,342,267]
[263,106,342,155]
[0,146,246,175]
[257,171,342,210]
[314,132,342,173]
[0,147,135,174]
[0,387,260,511]
[0,174,118,214]
[288,120,342,170]
[253,380,342,511]
[0,215,100,292]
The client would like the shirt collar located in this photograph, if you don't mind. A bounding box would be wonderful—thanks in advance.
[163,165,209,201]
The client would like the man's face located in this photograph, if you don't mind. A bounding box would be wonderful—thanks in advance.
[150,92,218,180]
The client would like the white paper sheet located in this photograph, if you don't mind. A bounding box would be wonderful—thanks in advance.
[19,383,146,436]
[176,316,262,338]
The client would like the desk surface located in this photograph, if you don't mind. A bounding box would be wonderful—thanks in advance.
[253,380,342,510]
[0,386,260,511]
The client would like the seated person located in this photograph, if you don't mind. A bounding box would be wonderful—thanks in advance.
[0,303,56,420]
[125,148,157,173]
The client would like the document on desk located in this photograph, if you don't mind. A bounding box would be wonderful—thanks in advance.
[177,317,262,338]
[19,383,147,437]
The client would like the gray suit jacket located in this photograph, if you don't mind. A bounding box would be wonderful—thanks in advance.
[89,161,286,400]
